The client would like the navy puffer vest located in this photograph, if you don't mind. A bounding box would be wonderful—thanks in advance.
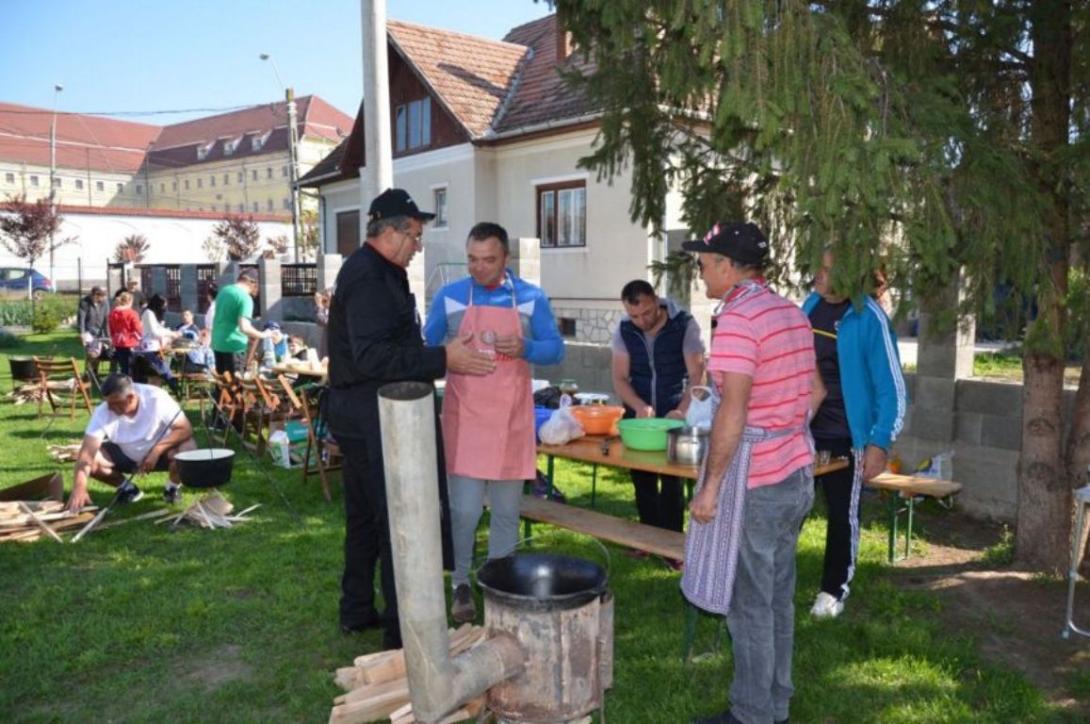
[619,309,691,417]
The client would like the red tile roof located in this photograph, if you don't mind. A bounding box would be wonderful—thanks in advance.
[387,20,528,139]
[495,15,596,133]
[0,97,353,176]
[0,102,159,174]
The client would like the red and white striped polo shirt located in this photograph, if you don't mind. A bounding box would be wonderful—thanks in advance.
[708,281,815,488]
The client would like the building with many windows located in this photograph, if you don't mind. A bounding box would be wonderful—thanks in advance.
[0,96,353,218]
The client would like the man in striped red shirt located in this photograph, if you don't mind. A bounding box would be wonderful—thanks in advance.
[683,222,824,724]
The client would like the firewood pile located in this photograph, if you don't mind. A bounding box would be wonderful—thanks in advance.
[329,624,488,724]
[158,493,259,530]
[0,500,98,543]
[47,442,84,462]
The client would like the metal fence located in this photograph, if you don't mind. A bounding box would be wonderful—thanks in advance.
[196,265,217,313]
[165,265,181,312]
[281,263,318,297]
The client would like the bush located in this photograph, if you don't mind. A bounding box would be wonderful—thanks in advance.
[0,294,78,328]
[32,304,61,334]
[0,331,21,348]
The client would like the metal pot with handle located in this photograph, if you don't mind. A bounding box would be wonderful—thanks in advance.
[666,425,710,466]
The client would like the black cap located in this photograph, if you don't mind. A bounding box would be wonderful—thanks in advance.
[368,188,436,222]
[681,222,769,264]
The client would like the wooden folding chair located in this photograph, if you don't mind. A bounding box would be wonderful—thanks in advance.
[282,379,340,502]
[242,375,295,456]
[208,371,246,447]
[32,356,93,418]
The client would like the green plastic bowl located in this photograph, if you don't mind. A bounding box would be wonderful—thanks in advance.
[617,417,685,451]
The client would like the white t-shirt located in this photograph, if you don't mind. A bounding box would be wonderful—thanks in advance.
[85,384,181,462]
[139,309,172,352]
[203,301,216,332]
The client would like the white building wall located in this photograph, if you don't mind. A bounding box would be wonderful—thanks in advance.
[0,210,290,286]
[491,129,653,311]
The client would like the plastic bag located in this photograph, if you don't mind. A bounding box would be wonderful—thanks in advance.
[268,430,294,469]
[916,450,954,480]
[538,402,584,445]
[685,385,720,430]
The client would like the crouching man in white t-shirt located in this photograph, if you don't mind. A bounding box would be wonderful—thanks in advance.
[66,374,196,511]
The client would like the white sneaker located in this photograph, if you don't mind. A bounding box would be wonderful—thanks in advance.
[810,591,844,619]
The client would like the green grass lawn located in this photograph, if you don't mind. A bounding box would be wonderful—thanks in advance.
[0,332,1070,722]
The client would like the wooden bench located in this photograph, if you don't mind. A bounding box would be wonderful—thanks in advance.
[865,472,963,563]
[519,494,685,561]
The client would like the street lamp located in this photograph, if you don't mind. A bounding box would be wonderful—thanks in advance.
[260,53,301,261]
[48,83,63,286]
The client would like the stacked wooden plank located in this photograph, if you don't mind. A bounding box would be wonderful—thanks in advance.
[329,624,488,724]
[47,442,83,463]
[0,501,97,543]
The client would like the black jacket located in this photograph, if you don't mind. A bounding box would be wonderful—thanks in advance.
[325,243,446,436]
[77,295,109,337]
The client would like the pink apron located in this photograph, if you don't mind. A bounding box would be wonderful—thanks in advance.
[441,281,537,481]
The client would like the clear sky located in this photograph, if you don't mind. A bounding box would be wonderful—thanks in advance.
[0,0,553,123]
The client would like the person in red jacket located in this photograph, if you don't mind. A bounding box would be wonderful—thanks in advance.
[108,291,143,375]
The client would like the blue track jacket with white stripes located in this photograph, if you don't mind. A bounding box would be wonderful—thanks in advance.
[802,292,907,452]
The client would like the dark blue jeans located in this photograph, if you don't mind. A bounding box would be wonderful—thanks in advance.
[727,466,815,724]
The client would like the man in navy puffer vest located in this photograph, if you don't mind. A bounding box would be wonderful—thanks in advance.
[611,280,705,562]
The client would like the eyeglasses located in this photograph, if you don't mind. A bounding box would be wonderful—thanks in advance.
[400,230,424,246]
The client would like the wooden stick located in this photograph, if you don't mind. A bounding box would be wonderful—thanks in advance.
[96,508,173,530]
[17,502,63,543]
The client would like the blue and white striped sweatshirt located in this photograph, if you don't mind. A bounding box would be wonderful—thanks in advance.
[423,270,565,366]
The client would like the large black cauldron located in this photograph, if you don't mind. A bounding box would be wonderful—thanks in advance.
[477,552,607,612]
[174,448,235,488]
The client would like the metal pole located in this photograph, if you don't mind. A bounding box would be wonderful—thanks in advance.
[286,87,301,261]
[49,84,63,287]
[360,0,393,225]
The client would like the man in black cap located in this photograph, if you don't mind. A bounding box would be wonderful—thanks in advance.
[681,222,823,724]
[325,187,495,649]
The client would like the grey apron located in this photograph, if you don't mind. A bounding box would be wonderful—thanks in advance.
[681,423,807,615]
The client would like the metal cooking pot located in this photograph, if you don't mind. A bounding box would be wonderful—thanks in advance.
[477,552,608,612]
[666,426,710,466]
[173,448,235,488]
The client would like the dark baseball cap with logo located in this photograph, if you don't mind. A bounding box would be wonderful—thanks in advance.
[368,188,436,222]
[681,221,770,265]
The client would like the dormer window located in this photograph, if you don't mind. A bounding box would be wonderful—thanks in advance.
[196,141,214,161]
[223,135,243,156]
[251,131,271,152]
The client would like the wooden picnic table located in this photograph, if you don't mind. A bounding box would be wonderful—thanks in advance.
[538,435,848,506]
[269,363,328,380]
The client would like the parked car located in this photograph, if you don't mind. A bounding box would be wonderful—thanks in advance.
[0,267,55,299]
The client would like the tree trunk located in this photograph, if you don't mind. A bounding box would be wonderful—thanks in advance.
[1015,1,1073,572]
[1018,354,1070,571]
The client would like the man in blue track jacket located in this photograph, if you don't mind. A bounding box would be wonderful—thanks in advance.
[802,251,907,618]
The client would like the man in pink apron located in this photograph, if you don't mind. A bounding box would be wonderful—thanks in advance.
[681,222,825,724]
[425,222,564,624]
